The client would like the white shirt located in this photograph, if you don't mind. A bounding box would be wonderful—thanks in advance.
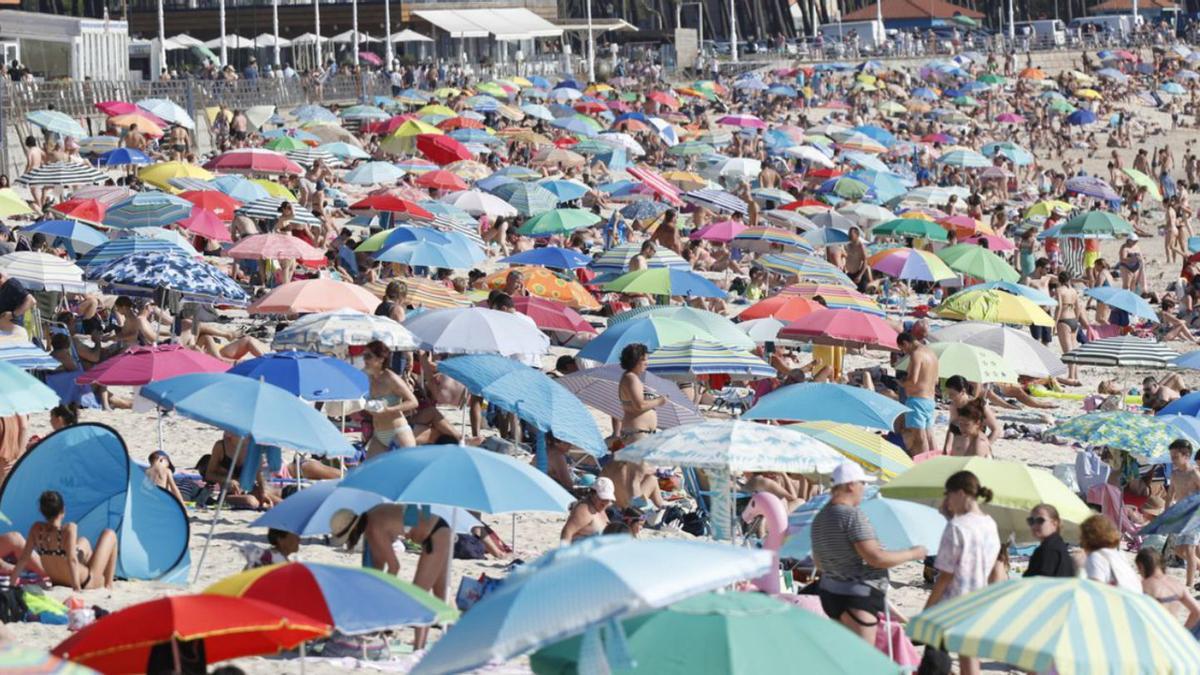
[934,510,1001,600]
[1085,548,1141,593]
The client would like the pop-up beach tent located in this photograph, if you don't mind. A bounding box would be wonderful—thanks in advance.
[0,423,190,582]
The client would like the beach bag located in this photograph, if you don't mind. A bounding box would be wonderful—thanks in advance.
[916,644,952,675]
[456,574,503,611]
[0,588,28,622]
[453,534,487,560]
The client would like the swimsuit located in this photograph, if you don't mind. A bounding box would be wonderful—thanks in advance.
[37,528,90,588]
[369,393,410,449]
[904,397,936,430]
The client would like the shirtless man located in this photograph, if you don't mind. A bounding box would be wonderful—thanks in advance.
[1144,374,1188,412]
[123,124,146,152]
[844,227,872,292]
[1168,439,1200,588]
[23,136,45,209]
[897,331,938,457]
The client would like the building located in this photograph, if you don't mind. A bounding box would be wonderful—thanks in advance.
[0,9,130,80]
[842,0,984,30]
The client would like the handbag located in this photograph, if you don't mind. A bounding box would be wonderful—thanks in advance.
[916,644,953,675]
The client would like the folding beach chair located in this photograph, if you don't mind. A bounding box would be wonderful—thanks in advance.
[1088,483,1143,549]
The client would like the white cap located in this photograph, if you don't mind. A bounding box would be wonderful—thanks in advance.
[1127,234,1139,241]
[594,476,617,501]
[831,462,876,487]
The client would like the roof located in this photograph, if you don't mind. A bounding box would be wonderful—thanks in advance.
[413,8,562,40]
[843,0,984,21]
[1091,0,1177,9]
[555,18,639,32]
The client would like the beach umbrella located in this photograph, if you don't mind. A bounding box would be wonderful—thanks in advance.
[645,339,775,379]
[103,191,195,229]
[226,233,324,261]
[0,361,59,415]
[1051,411,1182,461]
[416,134,472,165]
[576,316,714,363]
[783,487,942,560]
[1061,336,1178,368]
[95,147,153,167]
[557,364,703,429]
[364,277,470,310]
[26,109,86,137]
[682,187,747,214]
[316,141,370,160]
[1142,491,1200,540]
[271,309,418,352]
[75,237,190,269]
[52,595,327,673]
[745,382,908,430]
[907,578,1200,674]
[780,282,883,315]
[1084,287,1159,321]
[804,227,851,247]
[375,239,476,269]
[178,190,242,221]
[533,591,902,675]
[492,182,559,218]
[499,246,592,270]
[603,268,725,298]
[249,278,380,315]
[440,189,518,218]
[76,345,229,386]
[882,456,1091,543]
[122,227,200,256]
[205,148,303,175]
[689,220,748,243]
[935,244,1019,282]
[731,227,814,254]
[250,480,385,536]
[739,295,822,322]
[759,254,854,286]
[137,98,195,129]
[136,161,213,191]
[207,562,454,636]
[788,421,912,479]
[900,342,1018,383]
[410,536,772,675]
[227,351,368,402]
[206,175,271,203]
[779,308,899,350]
[0,645,99,673]
[414,169,468,192]
[349,194,434,220]
[502,295,595,335]
[1122,168,1163,201]
[0,189,32,218]
[0,342,65,371]
[344,161,405,185]
[87,250,248,304]
[0,251,91,292]
[937,149,991,168]
[404,307,550,359]
[610,306,753,349]
[482,266,598,310]
[936,288,1054,326]
[17,161,107,187]
[591,243,689,274]
[286,148,343,170]
[437,355,605,459]
[1056,210,1134,238]
[620,419,842,474]
[1064,176,1122,202]
[872,218,949,242]
[177,207,231,243]
[930,322,1065,378]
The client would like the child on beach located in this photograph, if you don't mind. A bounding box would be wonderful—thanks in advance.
[1168,439,1200,589]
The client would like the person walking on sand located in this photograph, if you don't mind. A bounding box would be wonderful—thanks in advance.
[1167,439,1200,589]
[897,331,938,457]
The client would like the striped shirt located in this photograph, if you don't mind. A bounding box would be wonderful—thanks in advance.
[811,503,889,592]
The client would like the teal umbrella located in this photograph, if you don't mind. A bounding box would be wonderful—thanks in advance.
[1049,411,1183,460]
[531,592,903,674]
[517,208,602,236]
[1057,210,1134,238]
[0,362,59,415]
[493,182,559,217]
[26,110,86,138]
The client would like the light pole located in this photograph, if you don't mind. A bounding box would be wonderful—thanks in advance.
[586,0,595,83]
[157,0,165,76]
[314,0,323,66]
[272,0,281,68]
[384,0,393,67]
[351,0,359,66]
[218,0,227,66]
[729,0,738,62]
[1008,0,1015,41]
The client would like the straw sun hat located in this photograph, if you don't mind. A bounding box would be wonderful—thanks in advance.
[328,508,362,546]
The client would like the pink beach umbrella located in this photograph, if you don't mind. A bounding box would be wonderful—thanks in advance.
[249,278,380,315]
[716,114,767,129]
[995,113,1026,123]
[689,220,747,243]
[204,149,304,176]
[178,207,232,243]
[227,233,326,261]
[76,344,229,386]
[964,234,1016,252]
[778,308,899,350]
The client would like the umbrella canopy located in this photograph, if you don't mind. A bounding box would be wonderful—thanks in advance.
[178,207,231,243]
[0,645,98,673]
[271,309,418,352]
[249,278,380,315]
[936,288,1054,326]
[517,208,602,237]
[745,382,909,430]
[602,268,725,298]
[76,345,229,386]
[591,243,690,274]
[869,248,956,282]
[437,355,605,457]
[739,295,822,323]
[873,218,949,242]
[610,306,754,350]
[1061,336,1178,368]
[51,595,329,674]
[1084,287,1160,322]
[226,233,325,261]
[645,339,776,379]
[417,134,472,165]
[103,191,195,229]
[557,364,704,429]
[482,267,598,310]
[1050,411,1183,461]
[206,563,455,635]
[619,420,843,474]
[140,373,356,457]
[503,295,595,335]
[342,443,573,513]
[930,322,1066,378]
[780,283,883,316]
[492,182,559,218]
[404,307,550,359]
[27,110,86,137]
[76,237,192,269]
[576,316,713,363]
[898,342,1019,384]
[788,421,912,479]
[782,487,944,560]
[0,251,91,292]
[410,536,772,675]
[250,480,385,536]
[907,578,1200,674]
[531,592,903,675]
[779,308,898,350]
[499,246,593,270]
[935,244,1020,282]
[227,351,368,402]
[204,148,303,175]
[17,162,108,188]
[881,456,1091,543]
[87,251,248,305]
[0,361,59,415]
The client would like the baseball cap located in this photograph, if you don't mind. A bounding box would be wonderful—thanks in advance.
[148,450,175,472]
[831,462,876,487]
[1127,234,1138,241]
[328,508,362,546]
[594,476,616,501]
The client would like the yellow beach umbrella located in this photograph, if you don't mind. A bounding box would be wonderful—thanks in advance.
[0,188,33,217]
[1122,168,1163,201]
[510,76,533,87]
[661,170,709,191]
[392,119,443,137]
[1024,200,1072,218]
[788,421,912,479]
[417,104,457,118]
[1074,88,1102,100]
[251,179,296,201]
[936,288,1054,327]
[138,161,213,191]
[432,87,462,99]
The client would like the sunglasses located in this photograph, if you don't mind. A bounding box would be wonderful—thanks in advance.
[1026,516,1047,526]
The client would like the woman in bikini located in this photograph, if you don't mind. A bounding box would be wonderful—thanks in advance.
[1053,271,1088,386]
[361,340,418,457]
[204,432,280,510]
[11,490,117,591]
[602,344,668,510]
[1137,548,1200,637]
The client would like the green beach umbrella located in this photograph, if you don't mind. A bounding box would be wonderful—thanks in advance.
[952,14,979,27]
[977,73,1006,85]
[668,141,717,157]
[610,306,755,350]
[821,176,870,200]
[264,136,308,152]
[881,456,1091,543]
[572,139,616,155]
[475,82,508,98]
[873,218,949,242]
[1047,98,1077,114]
[532,592,903,675]
[517,208,602,237]
[897,342,1018,384]
[1058,210,1134,238]
[1121,168,1163,201]
[952,95,978,107]
[1049,411,1183,461]
[908,578,1200,674]
[936,244,1020,282]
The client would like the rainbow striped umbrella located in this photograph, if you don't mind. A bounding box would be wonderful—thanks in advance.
[0,646,99,673]
[759,253,853,286]
[730,227,814,254]
[907,578,1200,674]
[364,278,470,309]
[868,247,956,282]
[781,283,884,316]
[646,339,775,379]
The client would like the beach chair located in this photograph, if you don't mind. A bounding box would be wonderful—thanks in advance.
[710,386,755,416]
[1088,483,1143,549]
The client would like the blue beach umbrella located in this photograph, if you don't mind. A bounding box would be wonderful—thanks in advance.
[782,487,945,559]
[0,362,59,415]
[87,250,247,304]
[103,192,195,229]
[1066,109,1097,125]
[250,480,385,536]
[744,382,909,430]
[25,109,86,138]
[227,351,368,401]
[21,219,107,256]
[577,316,712,363]
[95,148,153,167]
[1084,287,1160,322]
[209,174,272,202]
[537,179,590,202]
[344,161,405,186]
[971,280,1057,306]
[76,237,190,269]
[620,200,671,221]
[375,240,476,269]
[492,181,559,217]
[500,246,593,270]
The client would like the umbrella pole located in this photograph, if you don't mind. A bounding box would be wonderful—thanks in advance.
[296,453,302,491]
[443,508,458,605]
[157,409,164,452]
[193,435,247,584]
[171,637,181,675]
[511,513,516,555]
[299,641,307,675]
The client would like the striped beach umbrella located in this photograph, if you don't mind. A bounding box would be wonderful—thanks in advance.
[645,339,776,380]
[627,165,685,206]
[77,238,192,269]
[788,421,912,479]
[364,278,470,309]
[17,162,107,187]
[103,192,195,229]
[26,109,86,137]
[682,187,748,215]
[759,254,854,286]
[590,243,689,274]
[731,227,815,254]
[0,252,92,292]
[609,306,755,351]
[492,182,559,218]
[907,578,1200,674]
[236,197,322,226]
[272,309,419,352]
[0,342,66,370]
[285,149,343,169]
[781,282,885,316]
[1061,336,1178,368]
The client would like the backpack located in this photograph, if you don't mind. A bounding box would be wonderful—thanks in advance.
[0,588,29,623]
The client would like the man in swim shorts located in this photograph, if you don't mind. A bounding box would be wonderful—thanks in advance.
[897,331,938,457]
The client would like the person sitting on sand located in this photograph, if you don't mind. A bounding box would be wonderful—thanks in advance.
[242,528,299,569]
[1143,374,1189,412]
[560,477,615,544]
[942,376,998,454]
[204,432,281,510]
[11,490,117,591]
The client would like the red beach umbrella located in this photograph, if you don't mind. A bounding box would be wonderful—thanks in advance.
[179,190,242,221]
[779,308,899,350]
[348,194,433,220]
[416,134,472,165]
[414,170,469,192]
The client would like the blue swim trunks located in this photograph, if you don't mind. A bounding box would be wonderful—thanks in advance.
[905,397,935,430]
